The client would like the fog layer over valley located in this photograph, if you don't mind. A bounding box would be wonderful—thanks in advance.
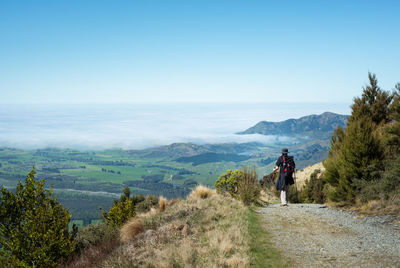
[0,103,350,149]
[0,102,350,225]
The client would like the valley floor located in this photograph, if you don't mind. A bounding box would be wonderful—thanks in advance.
[258,204,400,268]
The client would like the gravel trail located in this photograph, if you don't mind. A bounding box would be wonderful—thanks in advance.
[259,204,400,268]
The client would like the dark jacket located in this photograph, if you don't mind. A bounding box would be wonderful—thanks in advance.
[275,154,295,190]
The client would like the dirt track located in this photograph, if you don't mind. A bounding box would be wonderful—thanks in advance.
[259,204,400,268]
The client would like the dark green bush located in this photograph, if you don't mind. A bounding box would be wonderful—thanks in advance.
[356,158,400,203]
[100,187,159,228]
[100,197,135,228]
[0,168,76,267]
[288,185,300,203]
[299,169,326,204]
[135,195,159,213]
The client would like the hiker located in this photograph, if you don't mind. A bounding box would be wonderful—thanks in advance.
[273,148,295,206]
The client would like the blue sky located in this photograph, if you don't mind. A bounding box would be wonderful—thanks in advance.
[1,0,399,104]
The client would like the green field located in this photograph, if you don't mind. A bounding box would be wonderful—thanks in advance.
[0,141,327,226]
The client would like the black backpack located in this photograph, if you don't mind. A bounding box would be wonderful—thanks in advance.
[282,155,295,175]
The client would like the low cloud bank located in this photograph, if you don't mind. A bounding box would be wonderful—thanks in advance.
[0,132,294,150]
[0,103,346,150]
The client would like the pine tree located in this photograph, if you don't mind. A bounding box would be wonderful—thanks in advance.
[100,187,136,228]
[349,73,392,125]
[324,73,389,203]
[384,83,400,154]
[323,126,344,187]
[331,118,383,202]
[0,168,76,267]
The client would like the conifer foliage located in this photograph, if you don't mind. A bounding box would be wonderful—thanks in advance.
[0,168,76,267]
[323,73,400,205]
[100,186,136,228]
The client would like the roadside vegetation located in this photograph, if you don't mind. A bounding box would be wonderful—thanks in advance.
[0,168,77,267]
[323,73,400,213]
[1,165,282,267]
[260,73,400,215]
[68,182,281,267]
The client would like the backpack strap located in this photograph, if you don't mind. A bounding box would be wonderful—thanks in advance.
[283,156,287,173]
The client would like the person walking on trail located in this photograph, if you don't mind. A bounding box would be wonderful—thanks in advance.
[273,148,295,206]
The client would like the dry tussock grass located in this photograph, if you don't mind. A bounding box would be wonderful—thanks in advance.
[168,198,182,207]
[120,218,145,243]
[159,196,168,212]
[188,185,215,200]
[120,207,159,242]
[358,196,400,215]
[259,189,279,203]
[294,162,325,189]
[103,192,249,267]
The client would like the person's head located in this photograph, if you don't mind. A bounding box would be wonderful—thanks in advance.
[282,148,288,155]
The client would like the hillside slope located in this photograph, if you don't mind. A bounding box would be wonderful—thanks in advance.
[68,187,285,267]
[238,112,348,138]
[294,162,325,189]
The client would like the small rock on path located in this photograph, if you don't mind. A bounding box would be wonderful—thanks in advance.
[259,204,400,268]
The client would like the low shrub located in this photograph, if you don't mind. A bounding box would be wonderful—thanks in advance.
[100,198,135,228]
[260,171,280,198]
[216,167,261,205]
[214,169,244,197]
[288,185,300,203]
[135,195,159,213]
[74,222,117,253]
[298,169,326,204]
[65,232,120,268]
[237,166,261,206]
[259,172,276,189]
[355,158,400,210]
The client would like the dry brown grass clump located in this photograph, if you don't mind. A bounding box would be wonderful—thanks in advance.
[159,196,168,212]
[120,218,145,243]
[119,207,159,242]
[188,185,215,200]
[168,198,182,207]
[103,191,250,267]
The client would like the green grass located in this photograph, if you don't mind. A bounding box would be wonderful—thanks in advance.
[247,207,289,267]
[0,147,276,190]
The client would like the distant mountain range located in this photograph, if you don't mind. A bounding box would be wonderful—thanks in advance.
[125,112,349,170]
[237,112,348,139]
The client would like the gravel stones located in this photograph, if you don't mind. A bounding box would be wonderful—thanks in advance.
[259,203,400,268]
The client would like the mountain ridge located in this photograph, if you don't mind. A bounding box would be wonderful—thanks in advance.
[237,111,349,138]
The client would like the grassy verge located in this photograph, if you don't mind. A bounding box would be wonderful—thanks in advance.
[247,207,288,267]
[68,186,289,267]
